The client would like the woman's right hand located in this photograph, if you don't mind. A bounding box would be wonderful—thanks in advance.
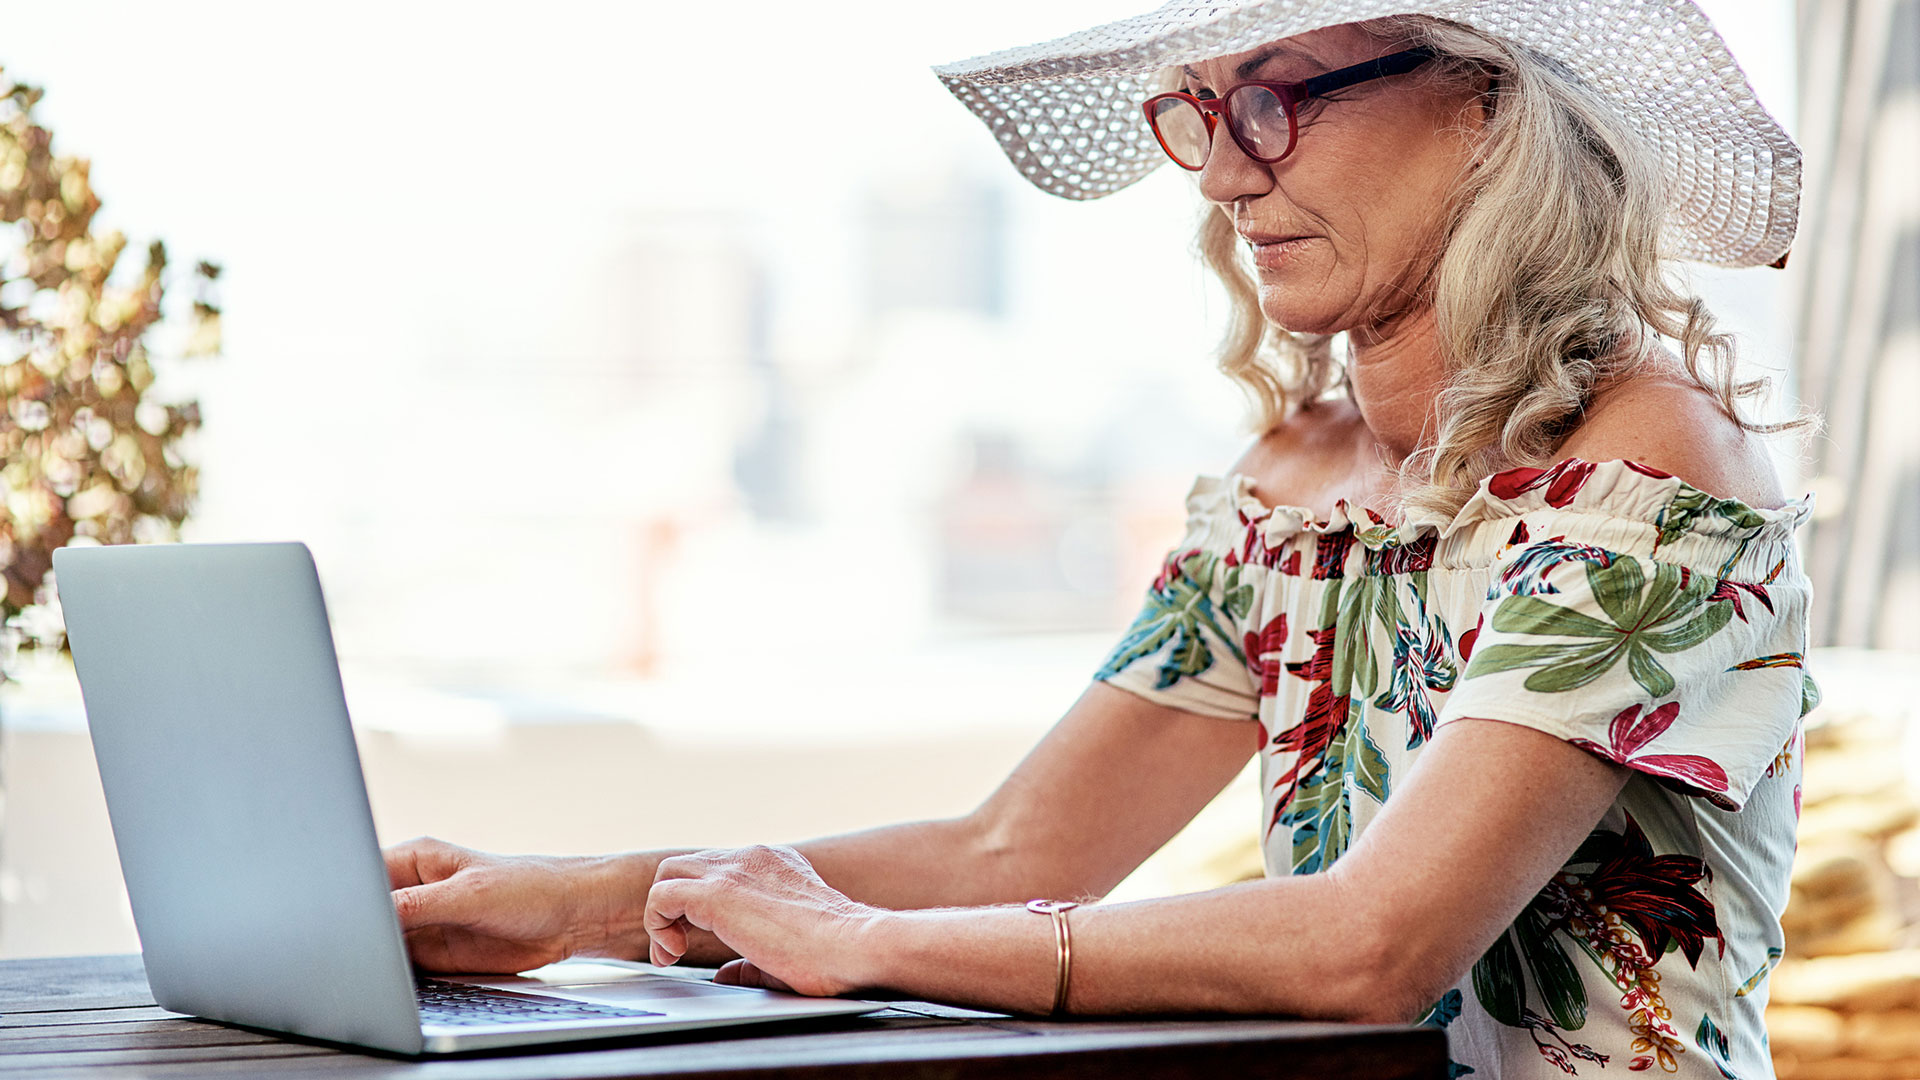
[384,836,644,974]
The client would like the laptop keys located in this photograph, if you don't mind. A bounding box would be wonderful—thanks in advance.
[416,977,664,1026]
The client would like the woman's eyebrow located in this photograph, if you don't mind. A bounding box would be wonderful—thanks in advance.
[1180,44,1325,84]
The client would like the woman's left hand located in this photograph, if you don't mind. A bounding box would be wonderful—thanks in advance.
[643,844,882,997]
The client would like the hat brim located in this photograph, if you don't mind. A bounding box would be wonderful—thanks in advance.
[933,0,1798,268]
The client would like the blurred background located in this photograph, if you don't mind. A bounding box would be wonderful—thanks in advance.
[0,1,1911,1073]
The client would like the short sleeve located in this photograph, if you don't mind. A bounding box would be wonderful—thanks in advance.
[1437,535,1813,811]
[1093,480,1260,722]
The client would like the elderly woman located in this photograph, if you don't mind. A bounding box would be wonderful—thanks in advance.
[386,2,1815,1075]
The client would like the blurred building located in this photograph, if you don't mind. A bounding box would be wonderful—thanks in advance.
[1794,0,1920,649]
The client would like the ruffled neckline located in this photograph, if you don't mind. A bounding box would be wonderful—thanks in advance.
[1205,457,1814,550]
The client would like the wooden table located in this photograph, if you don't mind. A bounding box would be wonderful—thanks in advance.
[0,955,1449,1078]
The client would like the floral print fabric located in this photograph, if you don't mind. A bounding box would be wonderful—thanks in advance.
[1096,458,1814,1079]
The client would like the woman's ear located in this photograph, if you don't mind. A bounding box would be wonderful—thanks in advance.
[1476,70,1500,121]
[1463,70,1499,167]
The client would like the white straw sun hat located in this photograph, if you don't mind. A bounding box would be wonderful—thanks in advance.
[932,0,1798,268]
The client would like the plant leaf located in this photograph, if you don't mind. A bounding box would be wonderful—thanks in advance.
[1516,908,1588,1031]
[1625,644,1676,697]
[1419,988,1464,1029]
[1520,645,1626,693]
[1586,557,1647,629]
[1644,600,1735,653]
[1224,581,1255,621]
[1693,1012,1739,1079]
[1489,596,1619,639]
[1634,754,1731,793]
[1471,930,1527,1028]
[1468,640,1610,681]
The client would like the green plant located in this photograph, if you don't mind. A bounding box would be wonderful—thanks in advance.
[0,70,219,669]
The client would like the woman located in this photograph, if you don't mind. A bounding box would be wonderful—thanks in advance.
[387,3,1815,1075]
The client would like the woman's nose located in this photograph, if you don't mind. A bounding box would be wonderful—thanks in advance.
[1195,122,1275,206]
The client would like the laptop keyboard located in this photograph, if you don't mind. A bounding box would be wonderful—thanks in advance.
[415,977,664,1027]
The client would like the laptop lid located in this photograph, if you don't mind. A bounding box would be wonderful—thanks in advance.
[54,541,427,1055]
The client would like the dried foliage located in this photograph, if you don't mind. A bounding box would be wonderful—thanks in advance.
[0,71,219,664]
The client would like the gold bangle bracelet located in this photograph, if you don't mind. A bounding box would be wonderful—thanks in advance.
[1025,899,1081,1016]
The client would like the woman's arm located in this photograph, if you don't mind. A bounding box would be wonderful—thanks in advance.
[643,715,1630,1021]
[797,682,1261,908]
[387,682,1259,971]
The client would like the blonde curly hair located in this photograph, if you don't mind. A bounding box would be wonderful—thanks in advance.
[1178,14,1807,520]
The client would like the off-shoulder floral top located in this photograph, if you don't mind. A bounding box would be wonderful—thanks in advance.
[1096,458,1815,1079]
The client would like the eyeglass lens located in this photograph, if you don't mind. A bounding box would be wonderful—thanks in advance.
[1147,97,1209,166]
[1227,85,1291,158]
[1148,86,1294,168]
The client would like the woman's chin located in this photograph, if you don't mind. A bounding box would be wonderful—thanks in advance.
[1258,295,1348,337]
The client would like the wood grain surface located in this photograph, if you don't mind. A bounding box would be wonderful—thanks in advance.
[0,955,1448,1079]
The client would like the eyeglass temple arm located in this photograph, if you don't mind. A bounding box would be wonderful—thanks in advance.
[1298,46,1438,99]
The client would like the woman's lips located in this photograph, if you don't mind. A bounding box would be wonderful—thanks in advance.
[1249,236,1318,269]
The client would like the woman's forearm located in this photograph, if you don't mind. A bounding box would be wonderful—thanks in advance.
[794,815,1074,909]
[673,684,1255,961]
[605,814,1051,966]
[631,715,1630,1018]
[849,872,1418,1023]
[623,685,1253,969]
[823,722,1632,1021]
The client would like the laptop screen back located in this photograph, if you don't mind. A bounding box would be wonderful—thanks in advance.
[54,542,425,1055]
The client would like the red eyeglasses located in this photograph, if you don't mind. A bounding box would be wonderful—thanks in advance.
[1142,47,1438,169]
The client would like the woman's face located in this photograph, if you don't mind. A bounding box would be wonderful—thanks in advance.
[1181,25,1489,339]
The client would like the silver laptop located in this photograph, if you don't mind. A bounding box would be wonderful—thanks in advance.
[52,541,881,1055]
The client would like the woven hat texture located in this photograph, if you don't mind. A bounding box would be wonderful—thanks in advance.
[933,0,1798,267]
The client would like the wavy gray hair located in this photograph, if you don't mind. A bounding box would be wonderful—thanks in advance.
[1177,14,1809,520]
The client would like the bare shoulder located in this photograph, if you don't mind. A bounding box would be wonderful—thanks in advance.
[1227,396,1379,513]
[1229,397,1360,473]
[1559,367,1787,510]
